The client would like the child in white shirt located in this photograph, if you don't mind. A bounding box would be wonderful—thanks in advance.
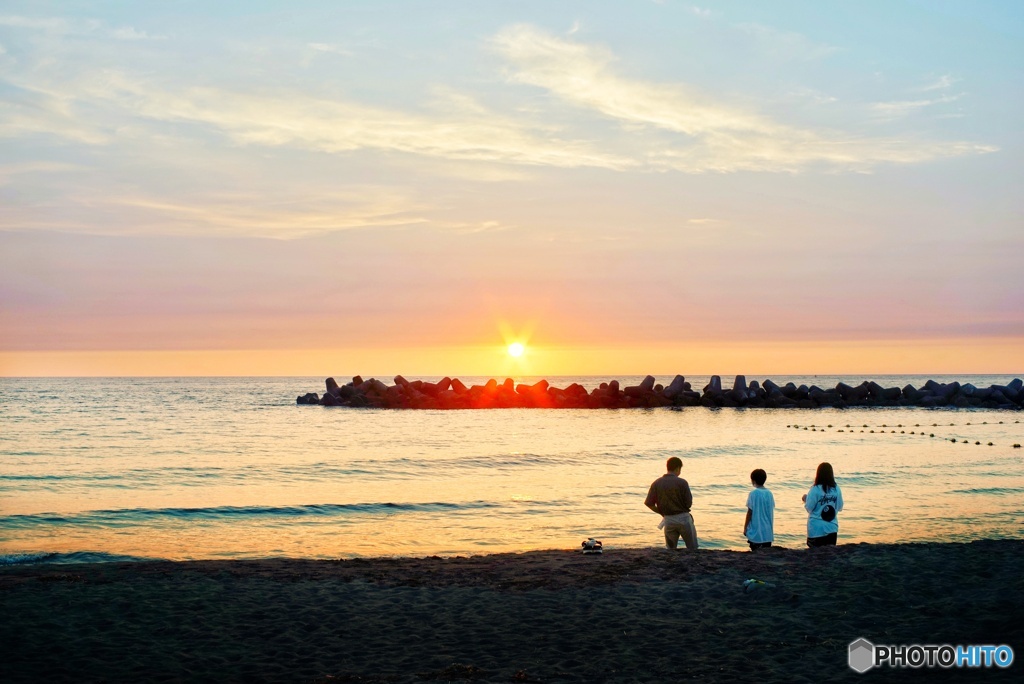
[744,468,775,550]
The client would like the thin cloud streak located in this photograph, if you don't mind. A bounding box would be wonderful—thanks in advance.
[492,25,996,172]
[0,14,162,40]
[870,93,963,120]
[4,69,634,171]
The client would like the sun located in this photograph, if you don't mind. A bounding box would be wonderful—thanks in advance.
[507,342,525,358]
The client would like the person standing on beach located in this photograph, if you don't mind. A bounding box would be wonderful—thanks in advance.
[802,462,843,547]
[743,468,775,550]
[644,456,699,550]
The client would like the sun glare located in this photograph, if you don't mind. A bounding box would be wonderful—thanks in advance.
[507,342,525,358]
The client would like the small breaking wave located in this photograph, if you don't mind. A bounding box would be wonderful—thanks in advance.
[0,501,502,529]
[0,551,157,565]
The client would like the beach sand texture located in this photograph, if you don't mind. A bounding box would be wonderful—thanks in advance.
[2,540,1021,683]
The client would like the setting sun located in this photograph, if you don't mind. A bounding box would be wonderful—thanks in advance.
[507,342,525,358]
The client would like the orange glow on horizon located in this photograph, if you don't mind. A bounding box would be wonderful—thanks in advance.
[0,337,1021,377]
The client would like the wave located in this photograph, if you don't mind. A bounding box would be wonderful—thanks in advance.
[0,551,157,565]
[950,487,1024,496]
[0,501,503,529]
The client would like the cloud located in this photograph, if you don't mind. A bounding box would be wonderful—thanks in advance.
[870,93,963,120]
[307,42,352,57]
[0,21,997,180]
[0,83,112,144]
[108,26,161,41]
[492,24,995,172]
[690,6,712,18]
[736,23,838,62]
[919,74,958,92]
[0,161,82,177]
[45,70,635,171]
[0,185,434,239]
[99,191,430,239]
[0,14,161,40]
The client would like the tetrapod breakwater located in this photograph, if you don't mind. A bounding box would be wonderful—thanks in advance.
[297,375,1024,410]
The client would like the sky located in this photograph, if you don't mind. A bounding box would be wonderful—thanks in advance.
[1,1,1022,376]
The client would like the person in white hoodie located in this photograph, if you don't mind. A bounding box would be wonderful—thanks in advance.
[802,462,844,547]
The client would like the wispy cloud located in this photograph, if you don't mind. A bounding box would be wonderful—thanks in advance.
[919,74,958,92]
[0,20,998,180]
[0,186,434,239]
[0,161,82,177]
[492,25,995,172]
[870,93,963,120]
[0,83,112,144]
[870,74,966,120]
[0,65,633,171]
[100,191,429,239]
[690,6,712,18]
[307,42,352,57]
[0,14,162,40]
[736,23,838,62]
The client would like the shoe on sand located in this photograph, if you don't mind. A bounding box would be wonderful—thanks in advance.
[581,538,603,554]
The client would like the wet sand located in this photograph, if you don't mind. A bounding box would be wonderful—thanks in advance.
[2,540,1021,683]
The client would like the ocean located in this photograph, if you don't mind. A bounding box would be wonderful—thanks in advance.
[2,375,1022,563]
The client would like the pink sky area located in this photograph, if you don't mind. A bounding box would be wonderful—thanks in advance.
[1,4,1021,376]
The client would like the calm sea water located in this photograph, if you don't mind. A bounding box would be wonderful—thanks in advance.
[1,375,1022,563]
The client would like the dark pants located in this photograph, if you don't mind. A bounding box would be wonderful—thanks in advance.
[748,541,773,550]
[807,533,838,547]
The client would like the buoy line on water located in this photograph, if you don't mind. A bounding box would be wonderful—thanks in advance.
[785,420,1023,449]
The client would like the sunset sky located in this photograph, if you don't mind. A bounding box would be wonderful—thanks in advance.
[1,1,1022,376]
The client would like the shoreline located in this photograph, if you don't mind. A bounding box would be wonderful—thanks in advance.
[3,540,1021,682]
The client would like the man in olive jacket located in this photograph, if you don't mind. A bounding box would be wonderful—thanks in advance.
[644,456,699,549]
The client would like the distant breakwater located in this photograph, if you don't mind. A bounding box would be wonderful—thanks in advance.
[298,375,1024,410]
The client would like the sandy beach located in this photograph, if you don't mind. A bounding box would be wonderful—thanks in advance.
[1,540,1021,683]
